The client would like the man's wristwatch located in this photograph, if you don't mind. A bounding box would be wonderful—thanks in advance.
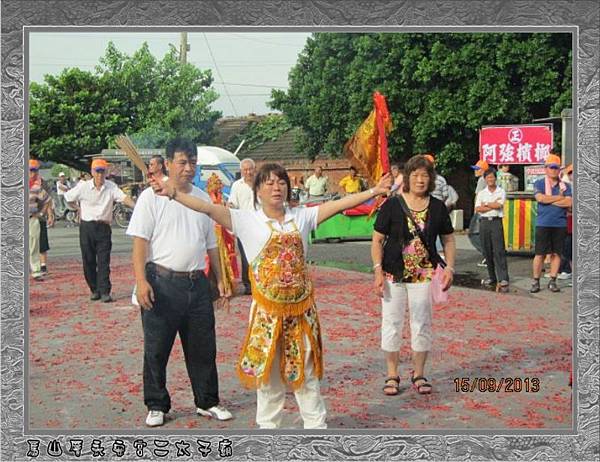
[168,188,177,201]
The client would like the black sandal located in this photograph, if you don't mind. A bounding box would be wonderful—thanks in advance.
[383,376,400,396]
[410,373,432,394]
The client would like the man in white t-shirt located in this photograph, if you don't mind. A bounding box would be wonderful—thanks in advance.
[304,166,328,198]
[64,158,135,302]
[227,158,255,295]
[127,138,233,427]
[475,167,509,292]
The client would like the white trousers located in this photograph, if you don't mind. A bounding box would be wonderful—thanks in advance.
[29,216,42,278]
[255,333,327,429]
[381,280,432,352]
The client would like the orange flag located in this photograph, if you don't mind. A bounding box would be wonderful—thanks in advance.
[343,91,393,184]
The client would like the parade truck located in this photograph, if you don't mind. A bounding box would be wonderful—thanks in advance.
[310,197,378,243]
[478,123,555,254]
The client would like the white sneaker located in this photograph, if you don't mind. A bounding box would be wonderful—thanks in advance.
[558,272,572,280]
[197,405,233,421]
[145,410,164,427]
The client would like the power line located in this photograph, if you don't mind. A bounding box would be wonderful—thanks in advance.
[213,82,286,89]
[203,33,238,117]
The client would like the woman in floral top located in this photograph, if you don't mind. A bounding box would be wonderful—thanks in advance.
[371,155,456,396]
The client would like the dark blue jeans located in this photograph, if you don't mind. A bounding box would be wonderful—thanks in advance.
[141,264,220,413]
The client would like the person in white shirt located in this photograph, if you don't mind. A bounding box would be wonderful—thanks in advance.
[55,172,71,216]
[150,162,392,429]
[127,138,233,427]
[227,158,256,294]
[64,158,135,302]
[474,168,510,292]
[304,166,328,198]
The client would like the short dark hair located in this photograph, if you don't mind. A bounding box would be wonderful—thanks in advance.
[402,155,436,193]
[349,166,357,173]
[483,168,497,178]
[253,163,291,209]
[165,138,197,160]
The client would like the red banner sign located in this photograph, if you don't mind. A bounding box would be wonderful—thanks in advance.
[479,125,553,165]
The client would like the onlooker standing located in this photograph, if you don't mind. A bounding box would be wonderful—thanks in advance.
[127,137,232,427]
[469,159,490,266]
[304,166,329,199]
[496,164,519,192]
[530,154,572,293]
[424,154,456,255]
[148,155,168,182]
[64,158,135,302]
[390,163,404,192]
[557,164,573,285]
[372,155,455,396]
[28,159,53,281]
[38,197,54,275]
[228,158,256,295]
[339,166,362,195]
[55,172,71,216]
[475,168,509,292]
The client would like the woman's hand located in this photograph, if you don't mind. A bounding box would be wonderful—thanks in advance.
[374,173,393,195]
[149,174,173,198]
[374,268,385,298]
[441,267,454,291]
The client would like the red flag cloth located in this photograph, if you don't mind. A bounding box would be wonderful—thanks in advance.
[343,91,393,185]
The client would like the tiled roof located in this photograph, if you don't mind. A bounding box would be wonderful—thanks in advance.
[238,127,317,161]
[212,114,268,147]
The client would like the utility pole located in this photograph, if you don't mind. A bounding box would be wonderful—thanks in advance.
[179,32,189,64]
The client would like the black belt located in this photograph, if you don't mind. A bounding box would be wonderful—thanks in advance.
[482,216,502,221]
[147,262,206,280]
[81,219,110,225]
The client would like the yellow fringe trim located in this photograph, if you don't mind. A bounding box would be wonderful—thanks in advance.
[248,266,315,317]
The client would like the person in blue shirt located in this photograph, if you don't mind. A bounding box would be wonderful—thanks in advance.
[530,153,572,293]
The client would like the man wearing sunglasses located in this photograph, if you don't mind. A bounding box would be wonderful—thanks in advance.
[530,152,572,293]
[65,158,136,302]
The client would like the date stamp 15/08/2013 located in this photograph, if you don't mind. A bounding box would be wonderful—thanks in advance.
[453,377,540,393]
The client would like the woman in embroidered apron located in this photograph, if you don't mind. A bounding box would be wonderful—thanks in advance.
[151,163,392,428]
[371,155,456,396]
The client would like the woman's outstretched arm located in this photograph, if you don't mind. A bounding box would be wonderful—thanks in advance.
[150,177,233,231]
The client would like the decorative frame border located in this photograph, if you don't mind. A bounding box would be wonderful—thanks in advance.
[2,1,598,460]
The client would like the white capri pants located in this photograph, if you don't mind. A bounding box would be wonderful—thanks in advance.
[381,279,433,352]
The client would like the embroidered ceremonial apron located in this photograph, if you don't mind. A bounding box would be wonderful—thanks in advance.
[237,221,323,390]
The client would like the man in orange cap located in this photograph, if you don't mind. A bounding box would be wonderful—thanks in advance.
[530,151,572,293]
[65,158,135,302]
[28,159,53,280]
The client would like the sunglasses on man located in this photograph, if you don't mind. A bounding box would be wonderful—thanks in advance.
[29,167,39,172]
[94,168,106,173]
[546,164,560,170]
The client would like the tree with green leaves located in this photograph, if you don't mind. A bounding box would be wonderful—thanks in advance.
[30,42,221,170]
[270,32,572,175]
